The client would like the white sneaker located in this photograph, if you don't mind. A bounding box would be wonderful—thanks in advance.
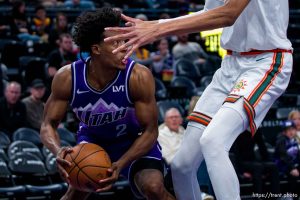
[201,192,214,200]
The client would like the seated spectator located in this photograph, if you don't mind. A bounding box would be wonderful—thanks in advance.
[22,79,45,131]
[158,108,214,199]
[288,109,300,144]
[40,0,64,7]
[158,107,185,165]
[0,81,27,136]
[9,0,40,42]
[64,0,95,10]
[0,13,10,38]
[172,33,207,64]
[31,5,51,42]
[131,46,153,67]
[47,33,77,77]
[232,130,280,194]
[275,120,300,195]
[48,13,71,49]
[150,38,174,78]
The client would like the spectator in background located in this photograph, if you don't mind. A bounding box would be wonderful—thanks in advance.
[22,79,45,131]
[275,120,300,196]
[158,107,185,165]
[64,0,95,10]
[40,0,64,7]
[9,0,40,42]
[172,33,207,65]
[232,130,280,194]
[47,33,76,77]
[31,5,51,42]
[0,81,27,136]
[150,38,174,78]
[288,109,300,144]
[46,33,76,100]
[48,13,71,50]
[158,108,214,200]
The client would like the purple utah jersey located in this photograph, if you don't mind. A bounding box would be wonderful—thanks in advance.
[69,57,161,162]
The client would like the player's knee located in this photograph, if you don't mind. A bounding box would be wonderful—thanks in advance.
[171,156,191,175]
[200,134,222,157]
[142,180,165,199]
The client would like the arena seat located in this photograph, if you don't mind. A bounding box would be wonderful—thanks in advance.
[0,131,11,149]
[25,184,64,199]
[0,159,10,176]
[200,75,213,88]
[8,151,49,185]
[8,141,43,160]
[57,128,77,146]
[12,127,42,147]
[154,77,167,100]
[174,58,201,82]
[0,40,28,75]
[170,76,200,98]
[0,185,26,199]
[0,149,8,162]
[276,107,295,120]
[19,56,47,87]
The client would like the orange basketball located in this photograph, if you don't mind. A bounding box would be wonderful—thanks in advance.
[63,143,112,192]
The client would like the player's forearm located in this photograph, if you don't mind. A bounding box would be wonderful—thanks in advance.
[156,0,249,38]
[157,9,232,38]
[117,132,157,169]
[40,122,61,156]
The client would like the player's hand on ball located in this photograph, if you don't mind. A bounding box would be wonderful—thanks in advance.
[56,146,73,183]
[96,162,122,192]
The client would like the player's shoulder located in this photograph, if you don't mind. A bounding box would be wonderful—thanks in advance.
[51,64,72,99]
[131,62,153,81]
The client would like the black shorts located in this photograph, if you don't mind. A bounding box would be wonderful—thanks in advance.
[128,157,164,199]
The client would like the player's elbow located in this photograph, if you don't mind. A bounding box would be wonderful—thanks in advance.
[222,12,239,27]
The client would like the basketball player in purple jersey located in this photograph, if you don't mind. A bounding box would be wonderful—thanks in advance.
[40,8,175,200]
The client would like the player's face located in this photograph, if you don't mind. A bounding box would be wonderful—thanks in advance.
[100,30,127,69]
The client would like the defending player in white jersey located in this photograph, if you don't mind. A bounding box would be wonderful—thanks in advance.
[104,0,293,199]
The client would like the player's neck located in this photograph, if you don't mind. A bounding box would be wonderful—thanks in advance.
[87,57,119,91]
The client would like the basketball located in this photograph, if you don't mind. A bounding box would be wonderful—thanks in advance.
[63,143,112,192]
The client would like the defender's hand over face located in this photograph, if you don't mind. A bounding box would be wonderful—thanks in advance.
[56,146,73,183]
[96,162,122,192]
[104,14,159,60]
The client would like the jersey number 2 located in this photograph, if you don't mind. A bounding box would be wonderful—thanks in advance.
[116,124,127,137]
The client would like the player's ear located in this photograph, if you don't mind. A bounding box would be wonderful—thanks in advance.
[91,44,101,55]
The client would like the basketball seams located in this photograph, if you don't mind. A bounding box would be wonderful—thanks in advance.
[77,165,108,188]
[75,149,104,166]
[64,143,111,192]
[66,144,104,174]
[65,143,87,174]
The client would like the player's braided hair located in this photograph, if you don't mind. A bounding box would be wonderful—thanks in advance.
[73,7,121,53]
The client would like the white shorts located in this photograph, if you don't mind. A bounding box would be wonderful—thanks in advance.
[189,50,293,135]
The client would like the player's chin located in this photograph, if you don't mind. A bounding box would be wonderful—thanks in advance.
[116,61,126,70]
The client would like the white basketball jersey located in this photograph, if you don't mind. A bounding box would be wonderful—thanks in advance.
[205,0,292,52]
